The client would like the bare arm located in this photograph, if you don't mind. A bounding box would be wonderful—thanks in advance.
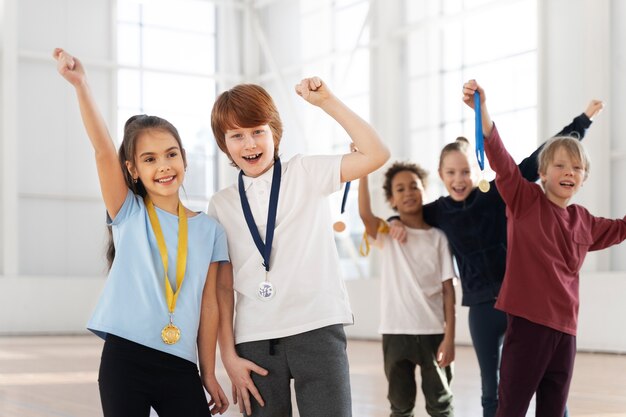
[437,279,456,368]
[216,262,267,416]
[53,48,127,218]
[198,262,228,414]
[358,175,383,239]
[295,77,390,182]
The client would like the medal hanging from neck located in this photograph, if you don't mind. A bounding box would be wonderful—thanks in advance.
[332,181,351,233]
[474,91,490,193]
[239,159,282,301]
[145,196,188,344]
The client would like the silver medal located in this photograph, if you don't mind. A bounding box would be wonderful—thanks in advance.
[258,281,275,300]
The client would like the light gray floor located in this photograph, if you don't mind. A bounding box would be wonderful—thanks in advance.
[1,335,625,416]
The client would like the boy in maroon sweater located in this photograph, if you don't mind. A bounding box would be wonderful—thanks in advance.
[462,79,626,417]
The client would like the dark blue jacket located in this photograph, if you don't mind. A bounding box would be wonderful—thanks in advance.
[423,113,592,306]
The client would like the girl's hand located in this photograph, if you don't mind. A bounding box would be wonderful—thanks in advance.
[388,219,408,244]
[295,76,334,107]
[436,337,455,368]
[223,354,268,415]
[462,79,486,109]
[584,99,604,120]
[52,48,86,87]
[202,374,229,415]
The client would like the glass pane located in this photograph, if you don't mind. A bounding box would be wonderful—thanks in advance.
[143,28,215,73]
[117,2,140,23]
[333,1,369,51]
[333,49,369,97]
[142,72,213,116]
[143,0,214,34]
[407,27,439,77]
[117,23,141,66]
[300,11,332,60]
[441,21,463,70]
[117,69,141,109]
[409,76,440,130]
[442,70,464,123]
[464,1,536,65]
[406,0,440,23]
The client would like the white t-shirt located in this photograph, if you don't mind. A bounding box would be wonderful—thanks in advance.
[208,154,353,344]
[372,227,455,335]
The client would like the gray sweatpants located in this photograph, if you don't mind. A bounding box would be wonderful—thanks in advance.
[235,324,352,417]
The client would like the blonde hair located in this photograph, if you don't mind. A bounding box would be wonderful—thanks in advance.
[538,136,590,182]
[438,136,470,170]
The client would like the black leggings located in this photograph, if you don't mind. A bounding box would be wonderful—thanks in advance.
[98,334,209,417]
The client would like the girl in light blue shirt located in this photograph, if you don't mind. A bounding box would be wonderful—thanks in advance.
[54,48,229,416]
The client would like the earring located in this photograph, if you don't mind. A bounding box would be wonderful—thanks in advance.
[133,178,138,184]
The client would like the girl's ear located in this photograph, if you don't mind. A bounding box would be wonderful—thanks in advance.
[438,167,444,181]
[181,148,187,170]
[125,160,137,180]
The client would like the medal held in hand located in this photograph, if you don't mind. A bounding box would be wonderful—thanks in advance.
[474,92,490,193]
[145,196,188,345]
[239,159,282,301]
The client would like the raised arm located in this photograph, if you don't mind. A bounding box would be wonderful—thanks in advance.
[518,99,603,182]
[197,262,228,414]
[358,175,383,239]
[295,77,390,182]
[53,48,127,218]
[462,80,534,216]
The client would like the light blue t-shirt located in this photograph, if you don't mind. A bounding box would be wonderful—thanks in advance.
[88,191,229,364]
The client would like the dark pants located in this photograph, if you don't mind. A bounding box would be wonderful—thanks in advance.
[98,334,210,417]
[468,301,508,417]
[235,324,352,417]
[495,315,576,417]
[382,334,454,417]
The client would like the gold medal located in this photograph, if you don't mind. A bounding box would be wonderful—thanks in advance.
[161,323,181,344]
[145,197,188,345]
[333,220,346,232]
[478,178,490,193]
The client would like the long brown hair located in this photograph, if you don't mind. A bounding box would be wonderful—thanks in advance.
[106,115,186,269]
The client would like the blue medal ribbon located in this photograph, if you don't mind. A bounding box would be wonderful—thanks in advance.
[340,181,351,214]
[474,91,485,171]
[238,159,282,272]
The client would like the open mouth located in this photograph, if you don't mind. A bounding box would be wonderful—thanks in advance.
[451,186,467,194]
[155,176,175,184]
[243,153,262,161]
[559,181,575,188]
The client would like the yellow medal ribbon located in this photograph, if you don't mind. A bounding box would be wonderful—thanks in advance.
[359,220,390,257]
[144,197,188,345]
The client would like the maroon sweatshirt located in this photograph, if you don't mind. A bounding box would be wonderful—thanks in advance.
[484,124,626,335]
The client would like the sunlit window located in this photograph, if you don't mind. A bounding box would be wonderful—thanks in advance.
[406,0,538,196]
[299,0,371,279]
[117,0,218,210]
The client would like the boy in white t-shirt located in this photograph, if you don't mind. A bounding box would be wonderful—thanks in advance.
[208,78,390,417]
[358,161,456,417]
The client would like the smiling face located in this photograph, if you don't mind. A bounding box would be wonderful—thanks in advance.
[224,125,276,177]
[126,129,186,205]
[389,170,425,215]
[439,150,474,202]
[540,145,586,207]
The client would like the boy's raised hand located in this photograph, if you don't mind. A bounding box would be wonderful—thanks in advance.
[53,48,86,87]
[462,79,486,109]
[585,99,604,120]
[295,76,333,107]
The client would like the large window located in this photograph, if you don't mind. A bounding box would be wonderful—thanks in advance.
[117,0,219,210]
[299,0,371,279]
[406,0,538,196]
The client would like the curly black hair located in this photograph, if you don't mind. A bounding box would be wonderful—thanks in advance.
[382,161,429,201]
